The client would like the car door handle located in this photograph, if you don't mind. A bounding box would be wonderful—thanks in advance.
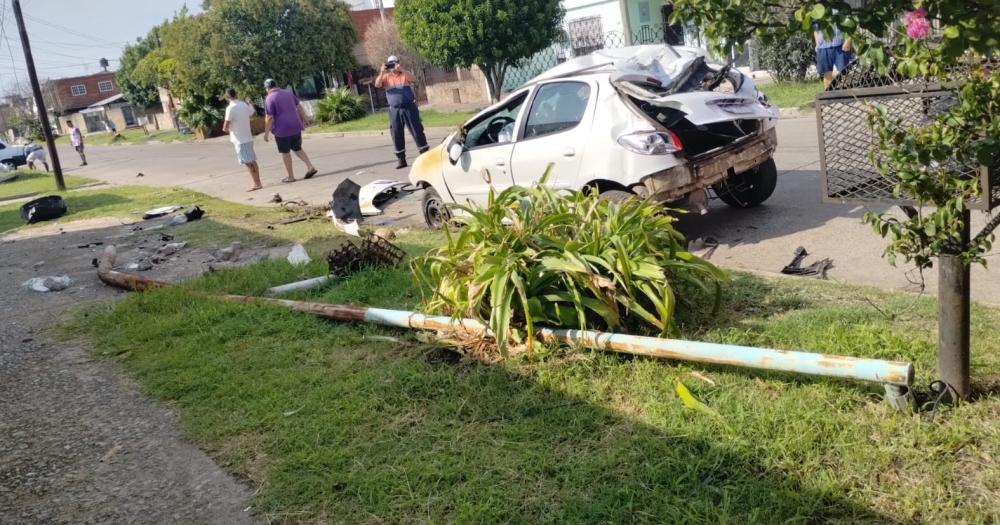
[495,159,506,167]
[563,148,576,157]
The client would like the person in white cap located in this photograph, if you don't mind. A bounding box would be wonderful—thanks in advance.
[374,55,428,169]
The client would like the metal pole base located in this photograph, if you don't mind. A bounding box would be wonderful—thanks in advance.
[937,216,972,402]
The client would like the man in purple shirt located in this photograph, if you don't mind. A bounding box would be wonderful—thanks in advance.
[263,78,317,183]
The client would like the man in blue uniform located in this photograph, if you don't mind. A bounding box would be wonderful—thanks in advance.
[374,55,428,169]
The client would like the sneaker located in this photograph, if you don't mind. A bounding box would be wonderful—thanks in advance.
[81,162,88,166]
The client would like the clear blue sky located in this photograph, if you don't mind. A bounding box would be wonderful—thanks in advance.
[0,0,202,94]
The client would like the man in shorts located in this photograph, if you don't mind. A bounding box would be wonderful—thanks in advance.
[66,120,87,166]
[222,88,263,191]
[26,146,49,171]
[815,24,853,89]
[262,78,317,183]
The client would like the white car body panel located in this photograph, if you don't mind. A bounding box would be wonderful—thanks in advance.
[0,140,31,168]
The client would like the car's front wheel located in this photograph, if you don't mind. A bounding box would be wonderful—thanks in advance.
[421,186,450,229]
[713,158,778,208]
[0,160,14,172]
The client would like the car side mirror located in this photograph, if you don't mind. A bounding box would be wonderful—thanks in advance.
[448,142,464,165]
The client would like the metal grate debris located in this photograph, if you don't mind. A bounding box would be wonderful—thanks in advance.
[818,60,998,211]
[326,234,406,277]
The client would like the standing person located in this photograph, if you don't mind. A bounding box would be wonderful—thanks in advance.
[66,121,87,166]
[222,88,263,192]
[25,145,49,171]
[374,55,428,169]
[262,78,317,183]
[815,24,853,89]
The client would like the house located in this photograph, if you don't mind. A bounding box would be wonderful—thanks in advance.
[44,72,177,134]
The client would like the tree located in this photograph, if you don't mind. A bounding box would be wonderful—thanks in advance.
[396,0,564,101]
[669,0,1000,400]
[204,0,357,96]
[362,18,429,94]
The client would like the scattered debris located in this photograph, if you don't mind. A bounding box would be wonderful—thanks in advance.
[126,260,154,272]
[331,179,362,223]
[142,205,181,220]
[265,275,333,295]
[136,172,145,177]
[159,233,174,242]
[372,228,396,241]
[780,246,833,278]
[332,215,360,237]
[269,193,283,204]
[287,244,311,266]
[156,242,187,256]
[77,242,104,249]
[690,371,716,386]
[326,234,406,277]
[23,275,72,292]
[184,206,205,221]
[100,444,124,463]
[21,195,67,224]
[281,199,309,207]
[91,258,99,268]
[31,261,45,269]
[357,180,412,216]
[214,242,242,262]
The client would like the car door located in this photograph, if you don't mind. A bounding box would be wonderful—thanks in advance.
[441,90,529,207]
[509,80,596,191]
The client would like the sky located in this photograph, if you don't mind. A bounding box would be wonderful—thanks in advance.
[0,0,203,94]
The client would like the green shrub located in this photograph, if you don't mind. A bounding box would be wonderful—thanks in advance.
[753,31,817,82]
[315,88,367,124]
[413,177,728,356]
[177,94,224,130]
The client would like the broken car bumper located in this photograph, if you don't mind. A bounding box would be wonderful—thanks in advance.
[640,127,778,202]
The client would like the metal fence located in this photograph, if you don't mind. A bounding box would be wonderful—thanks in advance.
[502,20,708,92]
[817,60,999,211]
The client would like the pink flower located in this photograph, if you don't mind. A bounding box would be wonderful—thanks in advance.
[906,16,931,39]
[904,7,928,25]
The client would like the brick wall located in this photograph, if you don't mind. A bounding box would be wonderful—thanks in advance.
[425,67,491,107]
[47,72,119,113]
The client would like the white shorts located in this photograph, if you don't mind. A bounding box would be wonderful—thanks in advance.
[235,141,256,164]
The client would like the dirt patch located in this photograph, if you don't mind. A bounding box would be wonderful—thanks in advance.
[0,216,268,523]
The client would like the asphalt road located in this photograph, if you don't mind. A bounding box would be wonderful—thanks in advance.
[60,117,999,304]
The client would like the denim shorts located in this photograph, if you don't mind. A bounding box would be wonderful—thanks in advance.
[817,47,852,74]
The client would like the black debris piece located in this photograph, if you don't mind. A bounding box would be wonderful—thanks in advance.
[21,195,67,224]
[77,242,104,249]
[331,178,362,223]
[326,234,405,277]
[184,206,205,222]
[781,246,833,278]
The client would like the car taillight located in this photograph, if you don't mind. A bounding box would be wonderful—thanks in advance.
[617,130,683,155]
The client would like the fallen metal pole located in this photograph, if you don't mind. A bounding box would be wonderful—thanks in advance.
[96,247,914,387]
[265,275,334,296]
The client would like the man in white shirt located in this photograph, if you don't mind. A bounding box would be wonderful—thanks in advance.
[26,145,49,171]
[222,88,263,191]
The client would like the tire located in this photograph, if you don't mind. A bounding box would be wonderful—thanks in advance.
[713,157,778,208]
[0,160,14,172]
[599,189,637,203]
[421,186,450,229]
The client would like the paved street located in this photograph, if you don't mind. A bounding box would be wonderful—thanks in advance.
[60,117,998,304]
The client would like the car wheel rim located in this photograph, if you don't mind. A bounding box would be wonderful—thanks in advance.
[425,198,444,228]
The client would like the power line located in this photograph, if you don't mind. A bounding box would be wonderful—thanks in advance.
[24,14,125,47]
[1,1,26,92]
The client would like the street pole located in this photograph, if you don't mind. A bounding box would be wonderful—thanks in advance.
[938,207,972,401]
[12,0,65,191]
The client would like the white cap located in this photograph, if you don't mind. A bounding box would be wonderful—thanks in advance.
[387,55,399,64]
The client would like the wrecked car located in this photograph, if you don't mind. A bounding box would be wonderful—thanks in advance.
[407,44,780,228]
[0,140,38,170]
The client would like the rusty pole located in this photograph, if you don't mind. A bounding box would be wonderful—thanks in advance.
[937,208,972,401]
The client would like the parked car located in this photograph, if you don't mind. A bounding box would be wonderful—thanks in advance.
[408,44,781,228]
[0,140,36,170]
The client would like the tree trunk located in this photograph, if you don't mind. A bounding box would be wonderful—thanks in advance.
[481,63,501,103]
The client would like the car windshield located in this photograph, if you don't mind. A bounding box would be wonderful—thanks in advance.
[464,92,527,149]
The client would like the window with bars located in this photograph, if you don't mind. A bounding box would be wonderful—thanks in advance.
[70,84,87,96]
[568,16,605,57]
[98,80,114,92]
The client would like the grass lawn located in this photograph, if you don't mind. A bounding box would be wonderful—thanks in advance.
[0,171,97,200]
[307,109,477,134]
[759,81,824,109]
[54,128,195,146]
[58,195,1000,523]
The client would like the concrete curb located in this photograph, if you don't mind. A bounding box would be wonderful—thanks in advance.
[307,126,456,139]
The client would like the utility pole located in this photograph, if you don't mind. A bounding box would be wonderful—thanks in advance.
[12,0,64,190]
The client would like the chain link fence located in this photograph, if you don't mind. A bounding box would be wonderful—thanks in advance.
[818,59,999,211]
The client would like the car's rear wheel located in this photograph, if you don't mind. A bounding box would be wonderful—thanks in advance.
[713,158,778,208]
[421,186,450,229]
[598,189,637,203]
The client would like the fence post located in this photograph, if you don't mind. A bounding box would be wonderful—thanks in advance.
[937,207,972,401]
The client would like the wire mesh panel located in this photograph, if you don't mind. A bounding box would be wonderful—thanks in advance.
[818,63,998,211]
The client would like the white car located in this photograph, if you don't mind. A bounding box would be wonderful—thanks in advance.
[0,140,35,170]
[408,44,780,228]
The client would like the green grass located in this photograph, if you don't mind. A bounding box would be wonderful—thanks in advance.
[307,110,477,133]
[0,171,96,200]
[0,185,351,250]
[55,128,195,146]
[759,81,824,109]
[67,226,1000,523]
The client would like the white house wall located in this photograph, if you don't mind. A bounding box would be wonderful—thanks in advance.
[562,0,626,35]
